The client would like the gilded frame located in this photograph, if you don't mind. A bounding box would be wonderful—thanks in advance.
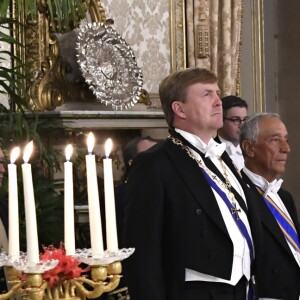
[251,0,266,112]
[170,0,187,72]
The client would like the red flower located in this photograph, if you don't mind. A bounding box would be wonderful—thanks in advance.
[40,242,89,287]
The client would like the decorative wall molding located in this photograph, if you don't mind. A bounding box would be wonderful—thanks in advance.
[251,0,266,112]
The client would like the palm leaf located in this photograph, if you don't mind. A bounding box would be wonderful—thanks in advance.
[0,0,10,18]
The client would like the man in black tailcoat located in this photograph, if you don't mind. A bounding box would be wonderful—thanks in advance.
[123,68,261,300]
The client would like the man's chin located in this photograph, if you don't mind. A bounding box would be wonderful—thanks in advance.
[215,120,223,129]
[274,166,286,175]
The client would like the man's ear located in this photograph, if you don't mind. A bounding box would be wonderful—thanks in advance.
[172,101,186,119]
[242,140,255,158]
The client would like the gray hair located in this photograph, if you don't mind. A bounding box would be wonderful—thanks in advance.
[240,112,280,144]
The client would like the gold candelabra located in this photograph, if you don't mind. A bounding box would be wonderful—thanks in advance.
[0,248,134,300]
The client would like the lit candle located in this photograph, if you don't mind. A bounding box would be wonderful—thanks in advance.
[103,138,118,251]
[8,147,20,258]
[21,141,39,263]
[85,132,104,256]
[64,144,75,256]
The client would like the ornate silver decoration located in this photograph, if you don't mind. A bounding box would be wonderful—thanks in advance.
[76,22,143,110]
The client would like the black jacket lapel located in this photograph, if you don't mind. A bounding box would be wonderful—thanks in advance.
[241,171,293,256]
[165,139,230,237]
[221,152,249,213]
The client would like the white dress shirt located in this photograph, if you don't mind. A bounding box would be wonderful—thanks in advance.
[175,129,252,285]
[218,136,244,171]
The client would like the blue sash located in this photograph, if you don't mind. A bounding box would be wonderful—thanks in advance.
[201,169,255,300]
[256,186,300,252]
[201,169,254,260]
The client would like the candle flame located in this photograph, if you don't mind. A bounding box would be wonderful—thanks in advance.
[23,141,33,163]
[87,132,95,154]
[65,144,73,161]
[10,147,20,164]
[105,138,113,158]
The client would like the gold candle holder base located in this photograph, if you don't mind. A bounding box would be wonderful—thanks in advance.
[72,262,121,299]
[1,261,122,300]
[0,248,135,300]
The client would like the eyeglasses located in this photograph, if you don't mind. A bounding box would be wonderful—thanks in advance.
[224,117,248,126]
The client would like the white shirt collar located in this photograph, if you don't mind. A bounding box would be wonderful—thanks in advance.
[175,128,226,157]
[218,136,242,156]
[243,166,283,195]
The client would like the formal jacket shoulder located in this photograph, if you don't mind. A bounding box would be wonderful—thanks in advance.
[241,170,299,256]
[241,172,300,299]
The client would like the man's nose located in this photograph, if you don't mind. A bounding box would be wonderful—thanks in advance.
[215,94,222,106]
[281,140,290,153]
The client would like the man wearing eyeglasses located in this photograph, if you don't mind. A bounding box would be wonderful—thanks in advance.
[216,95,248,170]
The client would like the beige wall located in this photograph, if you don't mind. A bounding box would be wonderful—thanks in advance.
[276,0,300,214]
[100,0,171,94]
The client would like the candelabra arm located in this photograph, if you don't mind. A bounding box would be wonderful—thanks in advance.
[69,262,122,299]
[0,281,23,300]
[70,279,106,299]
[102,275,120,293]
[104,261,121,292]
[62,280,71,298]
[72,277,97,287]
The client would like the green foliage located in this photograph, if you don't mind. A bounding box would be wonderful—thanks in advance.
[0,0,10,18]
[0,110,66,250]
[0,19,30,112]
[0,0,86,33]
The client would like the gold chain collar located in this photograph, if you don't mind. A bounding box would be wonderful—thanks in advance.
[168,136,237,205]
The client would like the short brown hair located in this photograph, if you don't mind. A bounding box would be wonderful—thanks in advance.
[159,68,218,127]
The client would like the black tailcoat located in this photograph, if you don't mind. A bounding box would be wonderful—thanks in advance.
[123,139,261,300]
[242,172,300,300]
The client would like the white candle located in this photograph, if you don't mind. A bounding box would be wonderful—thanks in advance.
[103,138,118,251]
[86,132,104,256]
[21,141,39,263]
[64,144,75,256]
[8,147,20,258]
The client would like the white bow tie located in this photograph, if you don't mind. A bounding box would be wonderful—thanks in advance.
[264,179,283,196]
[204,142,226,158]
[228,144,242,156]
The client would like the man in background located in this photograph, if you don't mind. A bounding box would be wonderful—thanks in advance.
[240,113,300,299]
[216,95,248,170]
[115,136,157,245]
[122,136,157,181]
